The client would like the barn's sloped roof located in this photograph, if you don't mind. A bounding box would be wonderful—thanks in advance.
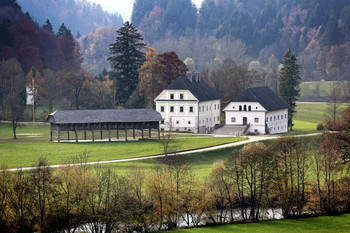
[48,109,162,124]
[234,86,290,111]
[166,76,221,101]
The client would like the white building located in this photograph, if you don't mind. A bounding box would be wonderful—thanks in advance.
[223,86,289,134]
[154,74,221,133]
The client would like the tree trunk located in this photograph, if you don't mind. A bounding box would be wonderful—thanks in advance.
[12,119,17,139]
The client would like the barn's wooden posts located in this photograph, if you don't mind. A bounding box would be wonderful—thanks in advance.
[48,109,161,143]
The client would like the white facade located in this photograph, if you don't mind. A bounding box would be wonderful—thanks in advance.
[155,90,221,133]
[224,102,288,134]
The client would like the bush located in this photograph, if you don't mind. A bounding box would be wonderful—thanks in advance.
[317,123,324,131]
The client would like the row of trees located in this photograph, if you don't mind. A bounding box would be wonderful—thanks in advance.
[1,108,349,232]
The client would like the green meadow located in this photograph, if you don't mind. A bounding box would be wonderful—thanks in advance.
[168,214,350,233]
[0,101,348,170]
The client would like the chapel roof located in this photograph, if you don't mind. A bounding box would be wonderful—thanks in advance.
[234,86,290,111]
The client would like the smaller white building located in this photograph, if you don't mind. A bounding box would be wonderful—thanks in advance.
[154,74,221,133]
[224,86,289,134]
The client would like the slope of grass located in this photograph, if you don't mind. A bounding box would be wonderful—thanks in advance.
[0,133,243,168]
[169,214,350,233]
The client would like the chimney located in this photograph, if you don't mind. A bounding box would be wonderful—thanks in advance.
[186,71,193,82]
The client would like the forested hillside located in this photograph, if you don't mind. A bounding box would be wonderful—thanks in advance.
[131,0,350,82]
[17,0,123,35]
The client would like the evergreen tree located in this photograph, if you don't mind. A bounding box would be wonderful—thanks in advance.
[278,48,301,131]
[323,12,340,47]
[42,19,53,33]
[108,21,146,106]
[58,23,72,36]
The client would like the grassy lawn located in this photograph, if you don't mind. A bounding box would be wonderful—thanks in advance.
[0,124,244,168]
[169,214,350,233]
[289,102,349,135]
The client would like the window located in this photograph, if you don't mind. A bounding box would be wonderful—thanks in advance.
[217,116,219,121]
[281,115,283,119]
[244,105,247,111]
[248,105,251,111]
[214,104,216,110]
[180,106,184,112]
[170,94,174,99]
[254,118,259,123]
[274,116,276,121]
[199,106,201,112]
[161,120,164,124]
[206,106,208,111]
[266,118,268,122]
[202,106,204,112]
[278,115,280,120]
[270,117,272,121]
[231,117,236,123]
[189,106,193,112]
[256,107,258,109]
[176,121,179,124]
[170,106,174,112]
[285,114,287,118]
[160,106,164,112]
[188,121,191,124]
[180,94,183,99]
[239,105,242,111]
[233,106,235,109]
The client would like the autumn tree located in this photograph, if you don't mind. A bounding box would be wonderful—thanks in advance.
[323,106,350,163]
[211,59,261,106]
[278,48,301,131]
[324,84,342,126]
[138,47,160,107]
[0,58,26,139]
[156,51,188,87]
[108,21,146,106]
[227,143,273,221]
[271,137,310,218]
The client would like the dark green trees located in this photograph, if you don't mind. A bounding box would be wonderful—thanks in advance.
[108,21,146,107]
[279,48,301,131]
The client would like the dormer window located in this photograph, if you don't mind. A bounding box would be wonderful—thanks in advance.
[170,94,174,99]
[180,94,183,100]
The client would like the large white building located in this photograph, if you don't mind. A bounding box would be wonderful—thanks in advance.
[223,86,289,134]
[154,74,221,133]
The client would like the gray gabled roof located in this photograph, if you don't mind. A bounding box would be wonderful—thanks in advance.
[234,86,290,111]
[48,109,162,124]
[166,76,221,101]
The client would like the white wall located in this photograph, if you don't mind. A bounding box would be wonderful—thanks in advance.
[266,109,288,134]
[224,102,288,135]
[155,90,221,133]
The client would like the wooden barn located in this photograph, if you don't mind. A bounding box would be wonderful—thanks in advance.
[47,109,162,142]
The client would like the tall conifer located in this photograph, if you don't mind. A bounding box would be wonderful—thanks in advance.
[279,48,301,131]
[108,21,146,106]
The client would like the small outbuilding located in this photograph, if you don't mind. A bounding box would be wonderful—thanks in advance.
[48,109,162,142]
[223,86,290,135]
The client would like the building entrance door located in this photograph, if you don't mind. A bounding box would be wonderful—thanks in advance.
[243,117,247,125]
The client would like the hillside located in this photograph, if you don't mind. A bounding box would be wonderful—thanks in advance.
[131,0,350,82]
[17,0,123,35]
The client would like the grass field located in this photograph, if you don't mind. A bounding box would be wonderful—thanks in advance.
[168,214,350,233]
[290,102,349,135]
[299,81,349,100]
[0,102,348,170]
[0,125,243,169]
